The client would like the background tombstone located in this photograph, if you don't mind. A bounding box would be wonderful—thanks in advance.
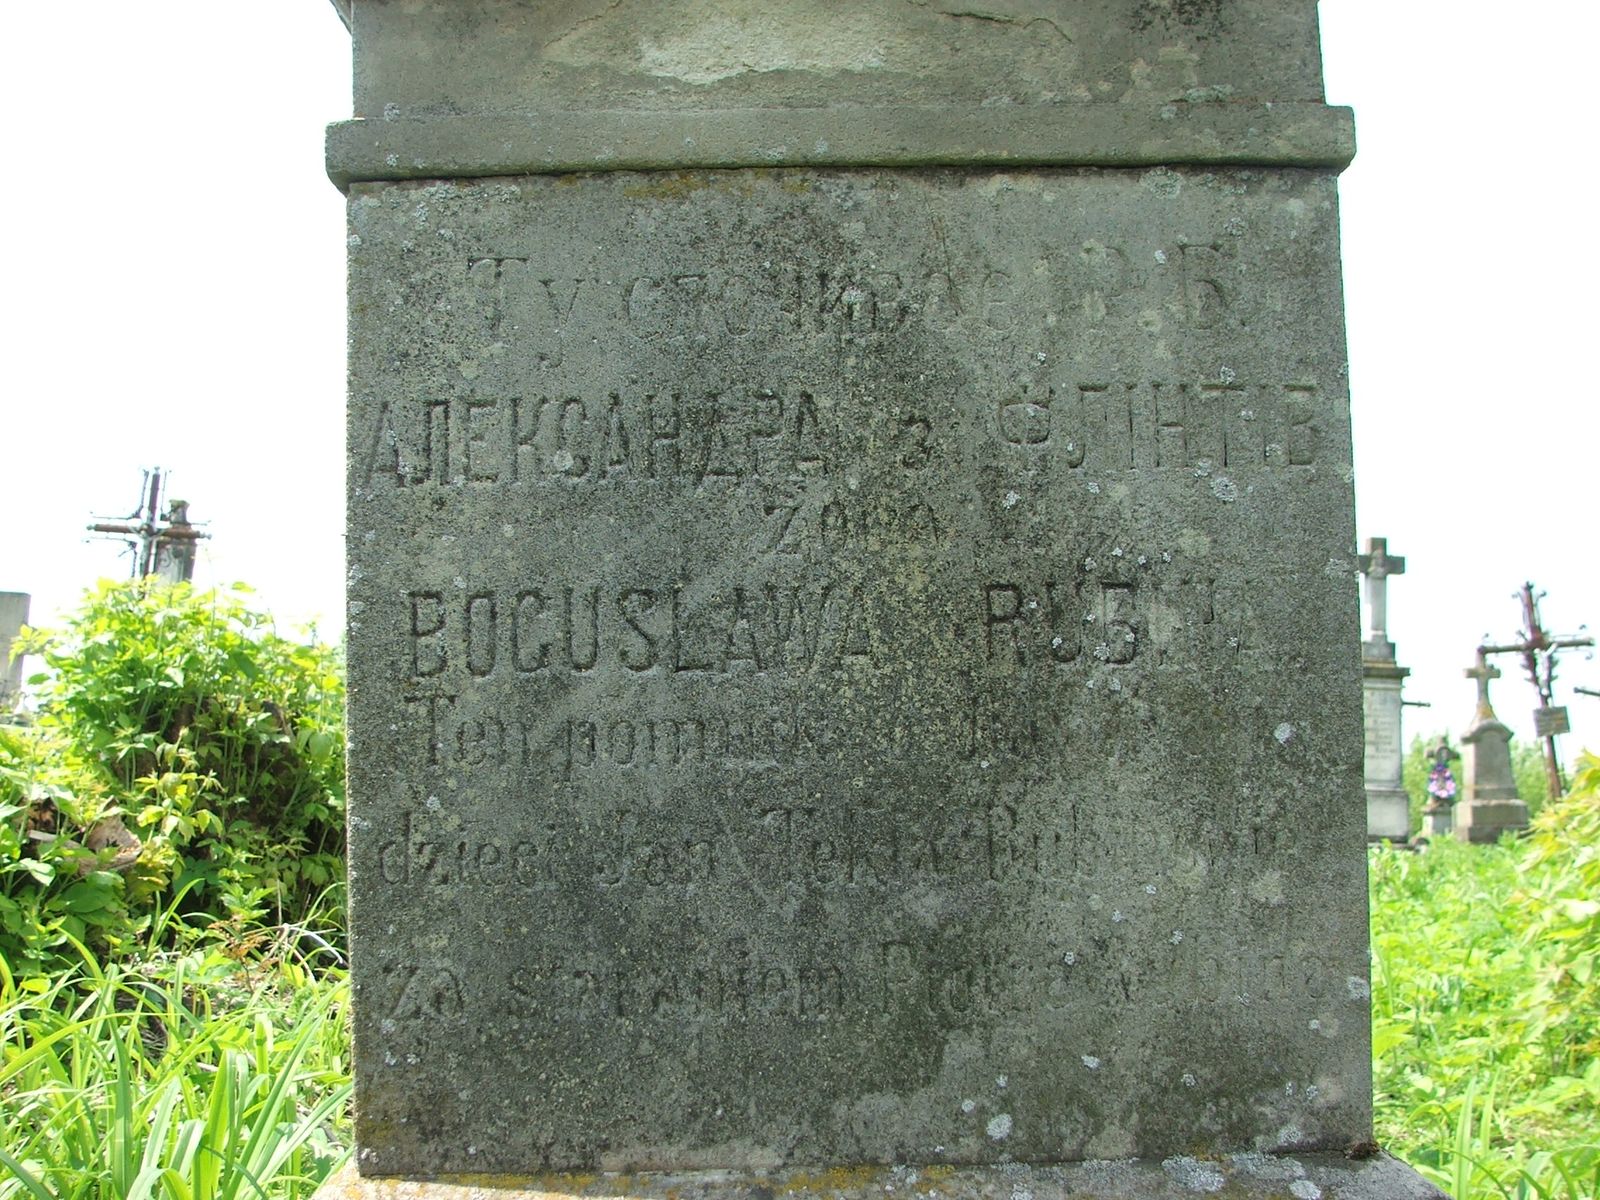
[1421,737,1459,840]
[0,592,30,709]
[1358,537,1411,842]
[325,2,1439,1196]
[1458,652,1530,843]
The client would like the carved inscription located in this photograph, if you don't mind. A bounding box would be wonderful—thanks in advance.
[377,811,562,888]
[375,940,1344,1032]
[405,580,876,679]
[360,390,936,491]
[457,234,1252,353]
[383,962,466,1022]
[984,579,1138,665]
[376,810,717,890]
[757,496,941,555]
[351,168,1363,1169]
[976,564,1249,670]
[500,941,1036,1025]
[464,260,920,347]
[1362,687,1401,766]
[760,799,1075,887]
[994,380,1322,469]
[407,700,841,776]
[369,774,1289,903]
[359,379,1321,493]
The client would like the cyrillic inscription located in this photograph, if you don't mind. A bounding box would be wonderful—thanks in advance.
[994,380,1321,468]
[361,389,937,491]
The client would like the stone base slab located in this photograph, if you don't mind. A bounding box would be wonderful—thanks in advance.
[1456,798,1530,843]
[318,1154,1445,1200]
[1366,788,1412,844]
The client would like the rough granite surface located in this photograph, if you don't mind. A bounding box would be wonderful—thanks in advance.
[345,0,1329,117]
[326,0,1353,186]
[316,1154,1447,1200]
[344,164,1368,1175]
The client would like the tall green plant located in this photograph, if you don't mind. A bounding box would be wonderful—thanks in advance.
[0,725,132,973]
[0,937,351,1200]
[1371,751,1600,1197]
[2,581,345,974]
[1512,753,1600,1078]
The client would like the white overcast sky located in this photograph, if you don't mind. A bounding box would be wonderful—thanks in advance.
[2,3,1595,753]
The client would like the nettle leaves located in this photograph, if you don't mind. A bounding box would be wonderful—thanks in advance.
[1,580,345,975]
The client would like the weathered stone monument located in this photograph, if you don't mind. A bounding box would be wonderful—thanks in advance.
[1358,538,1411,842]
[0,592,30,709]
[1420,737,1458,841]
[1458,651,1529,844]
[326,2,1439,1195]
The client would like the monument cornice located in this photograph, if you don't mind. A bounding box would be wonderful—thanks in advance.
[1361,661,1410,681]
[326,100,1354,189]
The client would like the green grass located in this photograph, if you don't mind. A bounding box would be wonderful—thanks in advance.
[1370,757,1600,1198]
[4,761,1597,1198]
[0,931,350,1200]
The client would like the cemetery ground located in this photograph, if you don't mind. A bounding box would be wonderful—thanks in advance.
[1,584,1597,1199]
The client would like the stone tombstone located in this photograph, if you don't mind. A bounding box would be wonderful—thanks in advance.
[0,592,29,706]
[1362,672,1410,841]
[330,2,1434,1195]
[1421,738,1458,841]
[1358,538,1410,842]
[1458,655,1529,844]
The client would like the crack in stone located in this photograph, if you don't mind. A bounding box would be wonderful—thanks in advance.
[544,0,629,55]
[906,1,1070,42]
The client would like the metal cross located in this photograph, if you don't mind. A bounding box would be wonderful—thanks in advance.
[87,468,208,582]
[1478,582,1593,798]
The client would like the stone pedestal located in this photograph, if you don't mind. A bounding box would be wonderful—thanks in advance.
[1457,654,1528,844]
[1458,714,1528,844]
[0,592,30,707]
[325,1,1435,1194]
[1363,663,1411,843]
[1357,537,1409,843]
[316,1155,1443,1200]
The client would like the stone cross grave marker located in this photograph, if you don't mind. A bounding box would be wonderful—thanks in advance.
[1467,654,1502,720]
[1356,536,1405,663]
[1458,651,1529,843]
[325,2,1439,1196]
[1358,537,1411,842]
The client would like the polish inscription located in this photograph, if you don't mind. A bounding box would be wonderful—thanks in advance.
[348,168,1365,1168]
[375,809,717,891]
[393,553,1268,779]
[371,743,1289,903]
[456,233,1249,354]
[408,700,841,777]
[404,577,876,679]
[463,260,921,346]
[377,938,1342,1034]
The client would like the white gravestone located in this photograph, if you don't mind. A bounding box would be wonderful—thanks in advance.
[0,592,30,708]
[1358,538,1410,842]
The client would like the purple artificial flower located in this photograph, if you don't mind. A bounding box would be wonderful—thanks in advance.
[1427,764,1457,801]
